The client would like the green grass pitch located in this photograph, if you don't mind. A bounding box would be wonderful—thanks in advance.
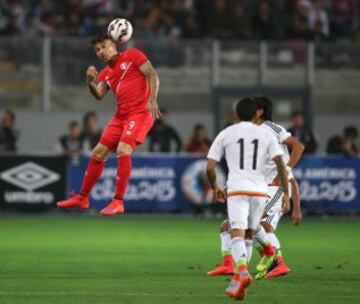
[0,215,359,304]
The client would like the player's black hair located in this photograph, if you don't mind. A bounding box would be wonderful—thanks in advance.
[90,33,115,45]
[344,126,358,138]
[254,96,273,121]
[236,97,258,121]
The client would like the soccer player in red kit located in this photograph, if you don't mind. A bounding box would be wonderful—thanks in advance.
[57,34,160,215]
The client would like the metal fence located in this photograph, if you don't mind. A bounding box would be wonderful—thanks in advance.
[1,37,360,113]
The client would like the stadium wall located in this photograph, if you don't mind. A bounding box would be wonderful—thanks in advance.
[12,112,360,154]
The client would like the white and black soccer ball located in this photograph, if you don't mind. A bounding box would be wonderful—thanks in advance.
[107,18,133,43]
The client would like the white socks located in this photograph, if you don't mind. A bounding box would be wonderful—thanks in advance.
[231,237,247,265]
[254,225,270,247]
[267,232,281,251]
[244,240,253,263]
[220,232,232,255]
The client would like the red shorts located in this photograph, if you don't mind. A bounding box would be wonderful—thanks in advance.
[100,110,154,151]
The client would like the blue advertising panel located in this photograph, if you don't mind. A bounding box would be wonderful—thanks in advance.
[67,154,226,212]
[68,155,360,212]
[293,156,360,211]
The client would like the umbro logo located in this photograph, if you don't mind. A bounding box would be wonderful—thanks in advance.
[0,162,60,191]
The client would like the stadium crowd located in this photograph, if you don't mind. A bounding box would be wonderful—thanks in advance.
[0,0,359,42]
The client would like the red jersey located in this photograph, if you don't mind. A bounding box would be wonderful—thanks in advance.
[97,48,150,118]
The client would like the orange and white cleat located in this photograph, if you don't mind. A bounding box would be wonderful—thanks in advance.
[100,199,125,216]
[207,264,234,276]
[57,194,89,209]
[265,259,291,278]
[226,274,253,300]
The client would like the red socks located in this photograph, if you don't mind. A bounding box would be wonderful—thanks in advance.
[238,264,248,273]
[79,154,132,200]
[223,254,233,266]
[80,157,106,197]
[114,155,132,200]
[263,244,276,256]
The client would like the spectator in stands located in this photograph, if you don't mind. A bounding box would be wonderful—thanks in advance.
[0,0,359,41]
[58,121,83,157]
[206,0,233,39]
[185,124,211,155]
[296,0,312,19]
[148,108,182,152]
[288,15,314,40]
[252,0,276,40]
[21,14,40,38]
[326,126,359,157]
[308,0,330,38]
[113,0,134,18]
[0,110,18,153]
[288,111,318,154]
[232,1,251,39]
[0,14,20,35]
[81,111,102,152]
[331,0,357,38]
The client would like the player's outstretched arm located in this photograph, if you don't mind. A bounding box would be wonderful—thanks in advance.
[273,155,290,213]
[86,66,108,100]
[283,136,305,168]
[290,178,302,226]
[140,61,161,119]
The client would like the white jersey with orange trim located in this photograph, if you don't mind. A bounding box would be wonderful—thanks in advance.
[260,121,292,184]
[207,121,284,196]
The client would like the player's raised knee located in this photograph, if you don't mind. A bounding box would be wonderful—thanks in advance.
[117,141,134,156]
[92,143,109,160]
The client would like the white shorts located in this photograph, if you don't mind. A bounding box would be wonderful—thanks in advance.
[261,184,292,230]
[228,196,267,230]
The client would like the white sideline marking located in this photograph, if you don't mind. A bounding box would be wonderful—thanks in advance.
[0,292,357,298]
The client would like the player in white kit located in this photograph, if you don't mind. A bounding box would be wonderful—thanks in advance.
[207,96,304,280]
[253,96,304,279]
[206,97,290,300]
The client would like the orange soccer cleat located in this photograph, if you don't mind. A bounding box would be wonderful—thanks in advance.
[207,264,234,276]
[100,199,125,216]
[57,194,89,209]
[207,255,234,276]
[265,257,291,278]
[226,274,253,300]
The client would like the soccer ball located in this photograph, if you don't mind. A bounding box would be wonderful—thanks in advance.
[107,18,133,43]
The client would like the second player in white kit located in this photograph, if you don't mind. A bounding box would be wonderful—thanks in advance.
[206,98,290,300]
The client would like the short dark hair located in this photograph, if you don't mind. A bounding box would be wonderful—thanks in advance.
[254,96,273,121]
[69,121,79,129]
[83,111,97,125]
[344,126,358,138]
[194,124,205,132]
[159,107,168,115]
[90,33,115,46]
[4,110,15,122]
[292,110,303,118]
[236,97,258,121]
